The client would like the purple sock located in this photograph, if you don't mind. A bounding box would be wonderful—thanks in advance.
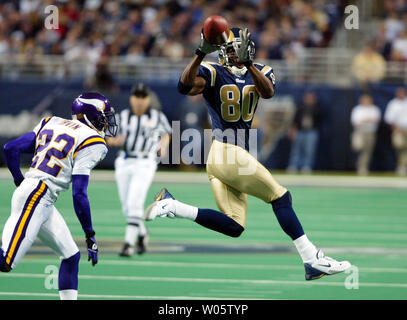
[0,248,7,272]
[59,251,80,290]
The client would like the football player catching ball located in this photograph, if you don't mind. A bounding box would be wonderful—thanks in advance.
[145,23,351,281]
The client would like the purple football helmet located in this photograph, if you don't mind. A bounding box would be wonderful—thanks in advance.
[72,92,118,137]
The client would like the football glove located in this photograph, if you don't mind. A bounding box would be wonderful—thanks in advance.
[196,30,218,57]
[86,232,98,266]
[234,28,253,67]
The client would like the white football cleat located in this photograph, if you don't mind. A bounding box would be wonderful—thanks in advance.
[304,249,351,280]
[144,188,176,221]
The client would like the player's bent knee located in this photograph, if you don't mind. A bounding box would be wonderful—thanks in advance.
[68,251,81,263]
[228,222,245,238]
[221,213,245,237]
[62,251,80,265]
[270,191,292,209]
[230,226,244,238]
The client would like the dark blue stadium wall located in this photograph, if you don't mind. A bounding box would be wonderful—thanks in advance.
[0,79,400,172]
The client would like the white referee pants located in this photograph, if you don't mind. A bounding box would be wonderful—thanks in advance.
[114,157,157,225]
[1,178,79,269]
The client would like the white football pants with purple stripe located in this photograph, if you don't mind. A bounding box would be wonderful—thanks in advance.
[1,178,79,269]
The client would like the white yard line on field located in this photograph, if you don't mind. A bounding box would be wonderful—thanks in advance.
[1,169,407,188]
[20,258,407,273]
[1,273,407,288]
[0,291,256,300]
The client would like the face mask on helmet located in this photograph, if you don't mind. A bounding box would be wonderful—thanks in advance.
[218,30,255,76]
[219,40,240,67]
[86,109,118,138]
[104,109,118,137]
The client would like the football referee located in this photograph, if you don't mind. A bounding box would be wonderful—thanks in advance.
[107,83,172,256]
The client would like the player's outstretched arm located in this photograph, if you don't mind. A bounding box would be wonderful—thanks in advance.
[72,174,98,266]
[178,31,217,96]
[3,132,36,187]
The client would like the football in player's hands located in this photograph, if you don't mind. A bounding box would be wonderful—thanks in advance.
[203,15,230,46]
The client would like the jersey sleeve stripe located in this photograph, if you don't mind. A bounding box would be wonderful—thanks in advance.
[74,135,105,153]
[73,136,106,158]
[201,62,217,87]
[260,65,272,75]
[73,140,106,158]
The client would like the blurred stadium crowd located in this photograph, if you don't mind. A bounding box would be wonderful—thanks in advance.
[0,0,344,63]
[373,0,407,61]
[349,0,407,86]
[0,0,407,176]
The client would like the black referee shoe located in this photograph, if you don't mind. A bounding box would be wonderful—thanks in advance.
[119,243,134,257]
[136,234,148,255]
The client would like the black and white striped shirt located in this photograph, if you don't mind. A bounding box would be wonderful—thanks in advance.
[117,107,171,160]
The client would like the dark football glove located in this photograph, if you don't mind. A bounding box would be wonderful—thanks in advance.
[86,231,98,266]
[234,28,253,67]
[196,30,218,57]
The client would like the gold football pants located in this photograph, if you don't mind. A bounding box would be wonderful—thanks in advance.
[206,140,287,228]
